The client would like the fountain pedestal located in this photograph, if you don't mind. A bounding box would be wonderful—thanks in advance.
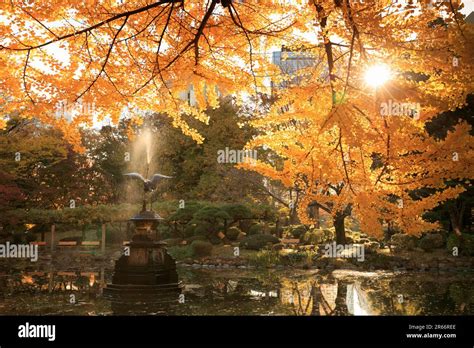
[103,210,182,310]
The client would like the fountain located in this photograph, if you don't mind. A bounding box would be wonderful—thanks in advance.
[103,130,182,312]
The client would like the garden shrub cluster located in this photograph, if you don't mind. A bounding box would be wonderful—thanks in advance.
[240,234,279,250]
[190,240,213,257]
[300,228,334,245]
[447,233,474,256]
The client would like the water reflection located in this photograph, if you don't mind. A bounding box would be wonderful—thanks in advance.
[0,268,472,315]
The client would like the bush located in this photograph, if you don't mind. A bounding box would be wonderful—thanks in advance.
[183,224,196,238]
[390,233,416,251]
[248,249,281,267]
[447,233,474,256]
[240,234,279,250]
[418,233,444,251]
[12,231,24,244]
[208,234,222,245]
[25,232,37,243]
[284,225,307,238]
[162,238,183,246]
[191,206,231,224]
[226,226,241,241]
[193,223,212,237]
[248,223,264,236]
[238,220,253,233]
[157,224,173,239]
[168,203,205,224]
[221,204,253,221]
[167,245,193,260]
[186,235,207,243]
[300,229,325,245]
[281,251,312,266]
[191,240,213,257]
[268,223,278,235]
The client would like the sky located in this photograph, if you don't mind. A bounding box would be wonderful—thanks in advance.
[460,0,474,15]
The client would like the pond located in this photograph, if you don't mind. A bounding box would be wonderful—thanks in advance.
[0,266,472,316]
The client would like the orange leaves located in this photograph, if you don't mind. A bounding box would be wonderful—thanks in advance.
[1,0,298,149]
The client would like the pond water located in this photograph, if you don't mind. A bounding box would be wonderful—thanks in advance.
[0,266,472,316]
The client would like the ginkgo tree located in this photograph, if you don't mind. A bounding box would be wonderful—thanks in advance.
[240,0,474,243]
[1,0,473,244]
[0,0,297,149]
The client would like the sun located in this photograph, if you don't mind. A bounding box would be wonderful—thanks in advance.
[364,64,392,88]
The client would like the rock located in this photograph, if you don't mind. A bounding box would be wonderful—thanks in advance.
[390,233,416,251]
[364,241,380,254]
[272,243,284,251]
[418,233,444,251]
[185,284,205,297]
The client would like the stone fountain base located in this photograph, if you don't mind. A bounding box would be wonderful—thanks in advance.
[103,210,182,312]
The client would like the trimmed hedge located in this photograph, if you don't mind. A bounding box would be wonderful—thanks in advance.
[248,223,264,235]
[240,234,279,250]
[447,233,474,256]
[191,240,213,257]
[226,226,242,241]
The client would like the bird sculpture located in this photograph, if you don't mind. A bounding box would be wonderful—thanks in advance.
[124,172,173,210]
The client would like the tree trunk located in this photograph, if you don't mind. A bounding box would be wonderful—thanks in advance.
[314,206,320,229]
[275,219,281,238]
[333,281,348,316]
[334,213,346,245]
[289,207,300,225]
[448,202,464,237]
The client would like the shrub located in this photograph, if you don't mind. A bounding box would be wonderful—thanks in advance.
[281,251,311,266]
[418,233,444,251]
[183,224,196,238]
[221,204,253,222]
[390,233,416,250]
[167,245,193,260]
[162,238,183,246]
[168,203,205,224]
[240,234,279,250]
[208,234,222,245]
[446,233,474,256]
[192,206,231,224]
[25,232,37,243]
[191,240,213,257]
[226,226,241,241]
[238,220,253,233]
[156,224,173,239]
[186,235,207,243]
[248,249,281,267]
[248,223,264,235]
[12,231,24,244]
[284,224,307,238]
[193,223,212,237]
[300,230,325,245]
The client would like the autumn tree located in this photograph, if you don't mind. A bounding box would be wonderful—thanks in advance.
[1,0,473,245]
[240,0,474,243]
[0,0,294,149]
